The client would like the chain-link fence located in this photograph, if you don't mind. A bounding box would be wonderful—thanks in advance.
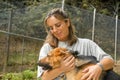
[0,2,120,75]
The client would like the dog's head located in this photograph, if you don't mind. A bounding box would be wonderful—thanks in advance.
[38,47,78,70]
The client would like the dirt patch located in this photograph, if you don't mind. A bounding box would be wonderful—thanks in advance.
[113,65,120,75]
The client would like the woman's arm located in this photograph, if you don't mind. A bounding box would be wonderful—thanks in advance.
[41,55,75,80]
[41,67,64,80]
[98,58,114,71]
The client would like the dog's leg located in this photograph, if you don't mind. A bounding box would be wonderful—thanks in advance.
[65,70,77,80]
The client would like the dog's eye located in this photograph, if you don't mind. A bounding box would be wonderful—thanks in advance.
[60,53,64,56]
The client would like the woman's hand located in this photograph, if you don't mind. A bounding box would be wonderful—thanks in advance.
[81,64,102,80]
[60,55,75,73]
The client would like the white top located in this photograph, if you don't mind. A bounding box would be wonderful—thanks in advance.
[37,38,113,79]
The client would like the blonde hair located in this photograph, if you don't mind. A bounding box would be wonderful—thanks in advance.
[44,8,77,48]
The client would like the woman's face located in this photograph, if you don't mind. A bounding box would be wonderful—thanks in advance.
[46,16,70,41]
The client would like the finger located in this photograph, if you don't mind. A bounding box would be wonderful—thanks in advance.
[66,57,75,65]
[86,73,94,80]
[67,55,74,60]
[93,73,99,80]
[93,69,101,80]
[93,76,99,80]
[81,72,90,80]
[70,60,75,67]
[82,67,89,73]
[65,55,73,62]
[63,56,68,60]
[93,77,99,80]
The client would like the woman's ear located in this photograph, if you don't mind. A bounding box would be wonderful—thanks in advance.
[65,19,70,27]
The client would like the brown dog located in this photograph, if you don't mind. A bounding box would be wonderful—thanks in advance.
[38,47,105,80]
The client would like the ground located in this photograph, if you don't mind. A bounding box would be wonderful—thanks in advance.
[113,60,120,75]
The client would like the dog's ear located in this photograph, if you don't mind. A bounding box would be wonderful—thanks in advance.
[69,50,79,57]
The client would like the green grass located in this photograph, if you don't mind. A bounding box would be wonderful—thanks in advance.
[8,51,38,66]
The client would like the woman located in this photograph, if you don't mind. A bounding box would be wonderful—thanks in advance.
[37,8,114,80]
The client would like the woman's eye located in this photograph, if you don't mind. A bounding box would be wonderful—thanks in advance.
[55,23,61,27]
[47,23,62,31]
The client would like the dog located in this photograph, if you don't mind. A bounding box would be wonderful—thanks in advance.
[38,47,105,80]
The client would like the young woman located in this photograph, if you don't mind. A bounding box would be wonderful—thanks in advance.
[37,8,114,80]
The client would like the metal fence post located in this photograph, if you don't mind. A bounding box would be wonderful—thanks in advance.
[114,15,118,64]
[3,9,12,73]
[90,5,96,41]
[21,38,25,72]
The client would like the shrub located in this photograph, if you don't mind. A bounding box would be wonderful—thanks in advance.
[2,73,22,80]
[2,70,41,80]
[22,70,36,79]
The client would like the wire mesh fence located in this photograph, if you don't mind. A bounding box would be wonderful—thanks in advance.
[0,2,120,75]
